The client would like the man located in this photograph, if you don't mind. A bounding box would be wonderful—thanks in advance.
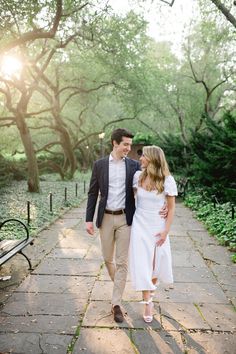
[86,128,140,323]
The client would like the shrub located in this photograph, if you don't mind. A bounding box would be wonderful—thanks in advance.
[184,190,236,262]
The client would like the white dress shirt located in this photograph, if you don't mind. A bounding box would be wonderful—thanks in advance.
[106,154,126,210]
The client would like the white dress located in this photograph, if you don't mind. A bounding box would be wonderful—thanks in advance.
[129,171,178,291]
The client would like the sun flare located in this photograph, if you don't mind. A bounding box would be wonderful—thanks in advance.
[0,55,23,79]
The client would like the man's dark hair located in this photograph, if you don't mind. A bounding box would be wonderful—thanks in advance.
[111,128,134,146]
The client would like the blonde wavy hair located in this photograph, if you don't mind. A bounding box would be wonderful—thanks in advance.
[139,145,170,193]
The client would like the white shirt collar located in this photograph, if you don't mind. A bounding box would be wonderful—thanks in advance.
[109,153,125,162]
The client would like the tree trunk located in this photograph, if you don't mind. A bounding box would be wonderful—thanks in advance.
[52,96,77,179]
[59,126,77,178]
[16,114,40,192]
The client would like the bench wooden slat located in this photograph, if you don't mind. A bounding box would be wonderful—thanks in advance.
[0,238,33,266]
[0,219,34,270]
[0,240,22,256]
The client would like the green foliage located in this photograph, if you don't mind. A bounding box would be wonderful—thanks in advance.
[133,132,156,145]
[231,254,236,263]
[184,190,236,263]
[133,132,191,176]
[0,171,91,239]
[157,133,192,175]
[147,112,236,203]
[189,112,236,202]
[0,154,26,188]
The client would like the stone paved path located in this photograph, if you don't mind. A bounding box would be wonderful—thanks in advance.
[0,200,236,354]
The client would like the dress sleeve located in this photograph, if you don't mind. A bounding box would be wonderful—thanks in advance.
[133,170,142,188]
[164,175,178,196]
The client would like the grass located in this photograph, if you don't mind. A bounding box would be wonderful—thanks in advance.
[0,171,91,240]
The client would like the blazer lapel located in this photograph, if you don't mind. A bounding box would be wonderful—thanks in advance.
[125,158,130,191]
[103,156,109,196]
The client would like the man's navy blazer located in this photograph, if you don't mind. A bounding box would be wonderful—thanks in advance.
[86,155,141,228]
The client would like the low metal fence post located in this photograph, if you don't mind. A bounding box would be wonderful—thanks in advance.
[27,201,30,224]
[65,187,67,202]
[49,192,53,213]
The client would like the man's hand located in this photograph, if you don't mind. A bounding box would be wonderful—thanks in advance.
[159,203,168,219]
[86,222,94,235]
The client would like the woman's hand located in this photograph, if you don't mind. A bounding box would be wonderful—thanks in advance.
[155,230,168,246]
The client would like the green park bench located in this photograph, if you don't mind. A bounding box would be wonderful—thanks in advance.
[0,219,34,270]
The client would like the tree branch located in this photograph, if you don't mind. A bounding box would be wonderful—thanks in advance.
[210,0,236,28]
[160,0,176,6]
[1,0,63,52]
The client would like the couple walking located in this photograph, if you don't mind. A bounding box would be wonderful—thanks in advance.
[85,128,177,323]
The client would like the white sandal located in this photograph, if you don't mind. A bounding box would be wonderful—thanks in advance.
[139,299,153,323]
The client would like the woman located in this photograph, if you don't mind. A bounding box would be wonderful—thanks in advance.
[129,145,177,323]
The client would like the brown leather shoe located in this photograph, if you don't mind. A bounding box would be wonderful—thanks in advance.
[112,305,124,323]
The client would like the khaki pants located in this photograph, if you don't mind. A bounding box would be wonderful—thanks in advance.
[99,213,131,306]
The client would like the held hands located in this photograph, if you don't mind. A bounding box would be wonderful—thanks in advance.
[86,222,94,236]
[155,230,168,247]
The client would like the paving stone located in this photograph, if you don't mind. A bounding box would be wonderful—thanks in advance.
[58,228,79,237]
[85,244,103,260]
[0,314,78,334]
[91,280,229,304]
[48,247,88,258]
[90,280,114,300]
[188,230,216,246]
[183,220,206,231]
[198,303,236,331]
[155,282,229,304]
[160,302,210,331]
[210,264,236,286]
[131,329,184,354]
[0,291,12,307]
[63,208,84,219]
[169,228,188,237]
[32,258,102,276]
[169,236,194,250]
[199,245,233,266]
[183,332,236,354]
[1,292,86,316]
[173,267,217,283]
[1,202,235,354]
[0,257,29,295]
[90,280,141,301]
[73,328,134,354]
[27,228,63,259]
[172,250,207,267]
[16,274,95,295]
[58,233,97,248]
[52,217,80,229]
[0,333,73,354]
[175,207,193,218]
[83,301,161,329]
[224,289,236,307]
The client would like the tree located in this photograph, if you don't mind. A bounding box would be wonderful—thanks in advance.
[189,112,236,201]
[0,0,110,190]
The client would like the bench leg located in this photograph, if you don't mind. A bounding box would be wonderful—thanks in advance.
[19,250,33,270]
